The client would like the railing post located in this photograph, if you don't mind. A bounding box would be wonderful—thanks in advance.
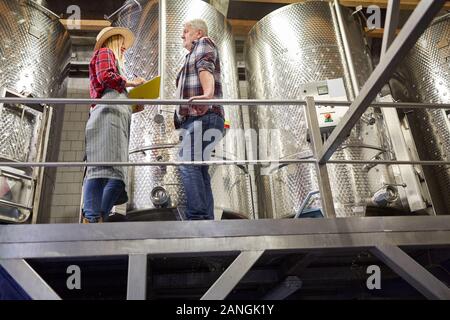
[305,97,336,218]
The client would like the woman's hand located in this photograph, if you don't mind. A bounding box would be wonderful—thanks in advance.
[126,77,146,88]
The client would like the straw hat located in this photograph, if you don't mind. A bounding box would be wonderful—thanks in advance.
[94,27,135,51]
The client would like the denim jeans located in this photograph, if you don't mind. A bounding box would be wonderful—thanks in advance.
[83,178,125,222]
[178,112,225,220]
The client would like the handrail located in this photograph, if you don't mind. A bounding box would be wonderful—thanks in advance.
[0,159,448,168]
[1,97,450,109]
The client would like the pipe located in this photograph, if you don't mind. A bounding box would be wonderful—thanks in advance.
[105,0,142,20]
[150,186,170,207]
[294,190,320,218]
[29,0,60,19]
[362,150,391,171]
[337,143,389,153]
[267,153,315,174]
[0,212,30,224]
[368,185,399,207]
[129,143,178,154]
[159,0,166,100]
[0,170,33,181]
[333,0,360,96]
[0,199,33,211]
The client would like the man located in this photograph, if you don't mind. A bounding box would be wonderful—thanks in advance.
[175,19,225,220]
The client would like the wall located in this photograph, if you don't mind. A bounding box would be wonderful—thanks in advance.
[47,77,90,223]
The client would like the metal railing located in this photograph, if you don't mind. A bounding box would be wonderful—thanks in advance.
[2,96,450,218]
[2,97,450,108]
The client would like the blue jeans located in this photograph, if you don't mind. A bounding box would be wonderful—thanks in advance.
[178,112,225,220]
[83,178,125,222]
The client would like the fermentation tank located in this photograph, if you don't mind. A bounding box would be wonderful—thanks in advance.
[0,0,71,223]
[245,1,399,218]
[390,13,450,215]
[113,0,252,218]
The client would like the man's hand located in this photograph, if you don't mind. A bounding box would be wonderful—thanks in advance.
[188,95,210,101]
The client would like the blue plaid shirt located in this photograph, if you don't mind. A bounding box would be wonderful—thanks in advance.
[176,37,224,118]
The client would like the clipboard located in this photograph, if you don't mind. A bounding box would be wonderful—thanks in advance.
[128,76,161,113]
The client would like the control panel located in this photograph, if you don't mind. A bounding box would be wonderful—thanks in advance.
[300,78,349,135]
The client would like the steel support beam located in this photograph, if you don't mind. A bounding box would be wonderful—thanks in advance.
[282,253,319,276]
[1,217,450,259]
[0,259,61,300]
[319,0,446,163]
[381,0,401,55]
[262,276,303,300]
[371,245,450,300]
[2,232,450,259]
[126,254,148,300]
[4,217,450,243]
[153,269,279,289]
[305,97,336,217]
[201,250,264,300]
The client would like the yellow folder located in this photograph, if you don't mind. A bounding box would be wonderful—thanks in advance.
[128,76,161,113]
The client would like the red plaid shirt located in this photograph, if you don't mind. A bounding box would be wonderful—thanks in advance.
[89,48,127,107]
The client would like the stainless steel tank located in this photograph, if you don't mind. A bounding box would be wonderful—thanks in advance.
[114,0,252,218]
[245,1,397,218]
[0,0,71,223]
[390,14,450,215]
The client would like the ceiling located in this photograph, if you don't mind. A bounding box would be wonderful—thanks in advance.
[41,0,433,38]
[44,0,125,20]
[43,0,285,21]
[43,0,449,78]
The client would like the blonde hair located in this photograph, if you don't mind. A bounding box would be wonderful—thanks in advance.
[185,19,208,36]
[102,35,125,69]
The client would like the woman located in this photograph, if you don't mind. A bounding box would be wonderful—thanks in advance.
[82,27,145,223]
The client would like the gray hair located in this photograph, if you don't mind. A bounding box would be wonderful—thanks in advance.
[184,19,208,36]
